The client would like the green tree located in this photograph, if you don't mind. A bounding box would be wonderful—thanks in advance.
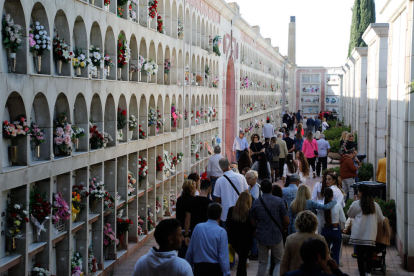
[348,0,376,57]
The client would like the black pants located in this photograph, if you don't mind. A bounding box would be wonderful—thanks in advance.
[279,158,285,177]
[194,262,222,276]
[356,245,374,276]
[232,245,250,276]
[307,157,316,172]
[178,240,187,258]
[316,156,328,176]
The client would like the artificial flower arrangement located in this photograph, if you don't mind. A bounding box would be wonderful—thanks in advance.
[178,19,183,37]
[6,194,28,251]
[72,47,91,72]
[104,54,115,69]
[148,0,158,19]
[129,0,139,22]
[207,107,216,118]
[271,84,275,91]
[53,34,74,64]
[147,206,155,231]
[199,141,204,151]
[205,65,211,78]
[212,133,221,146]
[138,215,144,235]
[73,184,89,213]
[196,74,203,85]
[143,58,158,75]
[128,171,136,197]
[139,125,146,139]
[29,22,51,56]
[157,15,164,34]
[104,191,115,213]
[209,35,213,48]
[184,66,190,85]
[104,0,110,7]
[171,154,178,168]
[31,264,54,276]
[88,243,98,274]
[212,35,222,56]
[138,156,148,181]
[196,110,201,118]
[177,152,183,164]
[72,191,86,220]
[117,108,127,139]
[171,103,182,128]
[156,154,164,172]
[129,63,139,76]
[71,252,83,276]
[103,132,113,146]
[191,139,198,154]
[148,107,157,128]
[103,222,119,250]
[129,115,138,132]
[184,109,188,120]
[53,113,74,155]
[2,14,23,54]
[117,217,133,247]
[212,76,219,88]
[52,193,71,225]
[29,188,51,237]
[3,116,29,145]
[155,197,161,213]
[254,120,260,130]
[117,0,128,17]
[117,34,131,69]
[195,153,200,161]
[241,76,250,89]
[163,150,175,175]
[155,109,164,133]
[164,59,171,74]
[138,55,145,71]
[170,191,176,209]
[89,122,104,149]
[89,178,105,202]
[89,45,104,77]
[29,122,46,148]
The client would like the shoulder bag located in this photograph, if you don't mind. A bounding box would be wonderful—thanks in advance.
[259,197,283,234]
[223,175,240,196]
[310,140,318,156]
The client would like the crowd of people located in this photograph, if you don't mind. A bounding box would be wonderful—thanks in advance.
[132,110,390,276]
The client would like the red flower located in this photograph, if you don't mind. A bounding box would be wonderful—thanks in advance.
[24,217,29,223]
[122,110,127,116]
[11,213,17,218]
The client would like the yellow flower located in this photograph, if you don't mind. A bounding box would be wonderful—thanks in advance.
[72,203,80,214]
[14,220,20,226]
[80,62,85,67]
[15,229,19,232]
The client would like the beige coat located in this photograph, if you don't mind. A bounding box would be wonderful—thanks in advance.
[276,139,288,158]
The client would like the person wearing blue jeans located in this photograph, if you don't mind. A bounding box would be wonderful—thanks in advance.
[232,130,249,161]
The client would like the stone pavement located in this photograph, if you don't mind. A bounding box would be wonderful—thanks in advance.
[113,160,411,276]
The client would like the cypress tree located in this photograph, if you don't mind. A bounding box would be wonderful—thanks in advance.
[347,0,375,57]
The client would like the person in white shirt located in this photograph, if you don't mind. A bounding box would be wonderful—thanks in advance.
[245,170,261,199]
[132,219,193,276]
[316,134,330,177]
[213,158,248,228]
[317,187,346,265]
[312,171,345,207]
[232,130,249,161]
[262,118,274,142]
[206,146,224,200]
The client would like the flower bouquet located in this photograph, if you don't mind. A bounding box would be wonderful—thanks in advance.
[2,14,22,72]
[29,122,46,158]
[128,171,136,197]
[147,206,155,231]
[117,108,127,140]
[171,103,182,128]
[29,189,51,240]
[89,178,105,209]
[156,154,164,172]
[89,45,104,78]
[89,122,104,149]
[103,222,119,250]
[117,218,133,248]
[72,191,86,221]
[157,15,164,33]
[73,184,89,215]
[156,109,163,133]
[138,215,144,235]
[52,193,71,225]
[3,116,29,164]
[104,54,115,76]
[31,264,53,276]
[72,47,90,76]
[128,115,138,139]
[117,0,128,17]
[191,139,198,154]
[71,252,83,276]
[143,58,158,78]
[170,191,176,210]
[117,34,131,80]
[196,74,203,85]
[184,109,188,120]
[212,35,222,56]
[196,153,200,161]
[148,0,158,20]
[104,191,115,213]
[138,156,148,181]
[212,76,219,88]
[129,0,139,22]
[148,107,157,128]
[163,150,175,176]
[177,152,183,164]
[139,125,146,139]
[164,59,171,74]
[103,132,113,146]
[53,34,73,74]
[155,197,161,213]
[171,154,178,168]
[178,19,183,38]
[29,22,51,73]
[53,114,74,156]
[88,243,98,274]
[104,0,110,10]
[129,64,138,80]
[205,65,211,79]
[5,194,28,252]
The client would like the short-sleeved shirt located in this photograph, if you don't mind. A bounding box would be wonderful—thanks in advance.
[250,193,288,245]
[317,139,331,157]
[188,197,213,232]
[176,194,195,228]
[284,137,295,152]
[250,141,264,153]
[213,170,249,221]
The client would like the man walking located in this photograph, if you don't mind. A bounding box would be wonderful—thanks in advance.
[250,180,289,276]
[283,173,301,235]
[186,203,230,276]
[276,132,289,179]
[232,130,249,161]
[207,146,224,200]
[213,158,248,228]
[262,117,274,142]
[340,149,358,201]
[316,134,330,177]
[295,110,302,126]
[315,116,321,132]
[306,116,315,134]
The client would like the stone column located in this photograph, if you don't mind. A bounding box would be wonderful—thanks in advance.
[343,64,350,126]
[362,23,388,175]
[347,57,356,131]
[351,47,368,155]
[338,74,344,121]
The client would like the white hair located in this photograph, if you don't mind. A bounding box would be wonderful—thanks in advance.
[277,132,283,138]
[246,170,258,179]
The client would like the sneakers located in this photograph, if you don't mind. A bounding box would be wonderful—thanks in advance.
[352,253,357,258]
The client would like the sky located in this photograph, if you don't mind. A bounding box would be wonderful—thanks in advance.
[227,0,355,67]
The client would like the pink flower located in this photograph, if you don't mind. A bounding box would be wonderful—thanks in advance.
[56,127,64,136]
[103,239,108,245]
[63,135,71,145]
[54,136,63,145]
[65,124,71,133]
[29,37,36,47]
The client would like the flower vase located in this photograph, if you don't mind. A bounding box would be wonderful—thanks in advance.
[104,142,107,148]
[8,146,18,164]
[164,73,168,84]
[129,131,134,140]
[76,67,81,77]
[117,236,123,250]
[148,17,152,28]
[139,73,141,82]
[9,51,16,72]
[57,60,62,75]
[148,74,151,82]
[118,68,122,80]
[75,213,80,222]
[91,0,95,5]
[33,145,40,159]
[94,69,99,78]
[91,200,97,212]
[36,55,42,73]
[75,138,79,149]
[129,72,133,81]
[6,238,16,252]
[107,66,111,77]
[104,5,109,11]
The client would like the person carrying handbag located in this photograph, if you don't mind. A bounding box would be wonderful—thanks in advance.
[267,137,280,182]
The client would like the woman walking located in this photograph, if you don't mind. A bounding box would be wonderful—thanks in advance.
[348,184,385,276]
[176,180,196,258]
[317,188,346,264]
[282,154,298,185]
[249,134,264,164]
[226,192,255,276]
[302,131,319,178]
[295,151,309,185]
[251,152,271,184]
[267,137,280,182]
[237,151,252,174]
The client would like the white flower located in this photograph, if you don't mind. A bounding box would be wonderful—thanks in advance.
[35,45,40,49]
[35,34,40,39]
[62,50,70,60]
[35,26,40,30]
[40,25,44,30]
[43,31,47,35]
[42,40,46,44]
[14,204,21,209]
[35,22,40,26]
[42,44,46,49]
[93,51,101,59]
[39,31,43,35]
[47,45,51,50]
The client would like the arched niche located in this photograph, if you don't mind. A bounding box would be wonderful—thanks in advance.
[209,60,213,88]
[171,1,177,39]
[165,0,171,36]
[164,46,170,85]
[138,95,147,139]
[30,2,51,74]
[104,26,116,80]
[196,95,201,125]
[177,95,183,130]
[177,4,183,40]
[156,43,163,84]
[129,94,138,140]
[171,48,177,85]
[30,92,51,162]
[185,9,191,44]
[191,54,196,85]
[90,93,103,131]
[2,0,27,74]
[164,95,171,132]
[90,21,103,79]
[104,94,116,147]
[148,40,156,84]
[129,34,139,82]
[74,93,88,152]
[2,92,27,167]
[191,95,195,126]
[148,95,156,136]
[196,16,201,47]
[171,94,176,131]
[201,57,205,87]
[117,30,129,81]
[158,0,165,30]
[201,18,205,49]
[196,55,201,86]
[53,10,71,76]
[191,13,196,47]
[53,93,71,157]
[139,37,147,82]
[156,95,164,134]
[185,94,189,128]
[118,94,128,143]
[73,16,88,78]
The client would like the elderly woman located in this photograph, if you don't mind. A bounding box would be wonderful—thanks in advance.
[245,170,261,199]
[280,211,331,275]
[176,180,196,258]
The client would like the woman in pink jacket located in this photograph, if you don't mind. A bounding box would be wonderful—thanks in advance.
[302,131,319,178]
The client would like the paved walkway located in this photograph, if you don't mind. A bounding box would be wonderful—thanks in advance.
[113,160,411,276]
